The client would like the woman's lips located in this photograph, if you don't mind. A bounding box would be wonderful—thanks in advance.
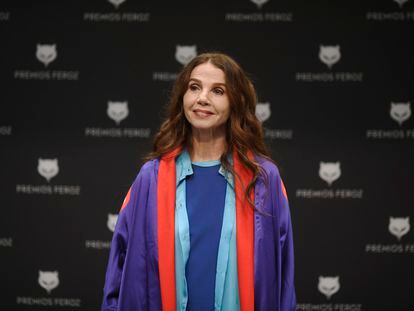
[193,109,214,118]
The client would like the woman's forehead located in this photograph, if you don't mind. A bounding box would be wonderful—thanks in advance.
[189,62,226,84]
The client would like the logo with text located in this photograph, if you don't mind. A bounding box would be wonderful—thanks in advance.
[16,158,81,196]
[367,0,414,21]
[255,102,293,139]
[366,216,413,254]
[296,161,363,199]
[85,213,119,250]
[296,44,364,83]
[84,0,150,23]
[14,44,80,81]
[16,270,82,307]
[225,0,293,22]
[366,101,413,139]
[153,45,198,81]
[85,100,150,138]
[296,276,363,311]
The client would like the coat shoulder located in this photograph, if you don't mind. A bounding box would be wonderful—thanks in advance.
[255,155,281,179]
[133,159,160,184]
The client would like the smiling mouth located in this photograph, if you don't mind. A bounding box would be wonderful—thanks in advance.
[193,109,214,118]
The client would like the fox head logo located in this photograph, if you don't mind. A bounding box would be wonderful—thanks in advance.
[38,271,59,294]
[319,162,341,186]
[175,45,197,66]
[389,217,410,241]
[107,101,129,125]
[36,44,57,67]
[318,276,340,300]
[255,102,271,123]
[37,158,59,182]
[107,214,118,232]
[390,102,411,126]
[319,45,341,69]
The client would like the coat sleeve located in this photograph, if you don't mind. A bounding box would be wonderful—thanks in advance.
[274,170,296,311]
[100,168,145,311]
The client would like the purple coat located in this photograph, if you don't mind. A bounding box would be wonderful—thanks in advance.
[102,156,296,310]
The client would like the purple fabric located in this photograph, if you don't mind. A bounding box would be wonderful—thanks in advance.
[253,157,296,311]
[101,157,296,311]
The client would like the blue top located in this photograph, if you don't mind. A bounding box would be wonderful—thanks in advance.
[175,151,240,311]
[185,160,226,310]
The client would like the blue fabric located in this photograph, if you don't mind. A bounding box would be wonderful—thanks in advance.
[175,151,239,311]
[185,162,226,310]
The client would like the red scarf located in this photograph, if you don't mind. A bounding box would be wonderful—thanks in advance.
[157,148,255,311]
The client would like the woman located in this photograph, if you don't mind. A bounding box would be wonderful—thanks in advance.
[102,52,296,311]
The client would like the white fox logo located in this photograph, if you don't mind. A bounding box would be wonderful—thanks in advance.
[319,162,341,186]
[38,271,59,294]
[107,214,118,232]
[389,217,410,241]
[175,45,197,65]
[37,158,59,182]
[107,101,129,125]
[319,45,341,69]
[318,276,340,300]
[36,44,57,67]
[390,102,411,126]
[255,102,271,123]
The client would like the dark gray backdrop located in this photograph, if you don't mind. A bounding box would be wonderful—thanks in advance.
[1,0,413,310]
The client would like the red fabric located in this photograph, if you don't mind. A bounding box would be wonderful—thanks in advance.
[234,150,255,311]
[157,147,255,311]
[120,147,180,311]
[281,179,288,201]
[157,147,181,311]
[120,187,131,211]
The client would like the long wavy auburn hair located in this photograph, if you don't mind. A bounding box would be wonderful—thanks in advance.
[147,52,272,208]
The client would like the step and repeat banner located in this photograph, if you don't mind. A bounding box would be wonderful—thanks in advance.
[1,0,413,310]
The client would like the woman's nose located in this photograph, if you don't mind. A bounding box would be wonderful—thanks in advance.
[196,90,209,105]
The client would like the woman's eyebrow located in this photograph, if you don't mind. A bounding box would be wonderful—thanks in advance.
[188,78,226,87]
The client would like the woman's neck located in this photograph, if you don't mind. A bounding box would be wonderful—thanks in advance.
[190,128,226,162]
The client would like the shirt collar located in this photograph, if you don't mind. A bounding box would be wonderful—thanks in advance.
[175,149,234,188]
[176,149,193,184]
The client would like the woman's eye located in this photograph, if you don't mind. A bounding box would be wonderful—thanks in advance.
[189,84,199,91]
[212,88,224,95]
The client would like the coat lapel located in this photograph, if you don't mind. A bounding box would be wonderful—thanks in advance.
[234,149,255,311]
[158,148,181,311]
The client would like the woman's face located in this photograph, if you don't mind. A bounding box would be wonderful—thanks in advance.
[183,62,230,135]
